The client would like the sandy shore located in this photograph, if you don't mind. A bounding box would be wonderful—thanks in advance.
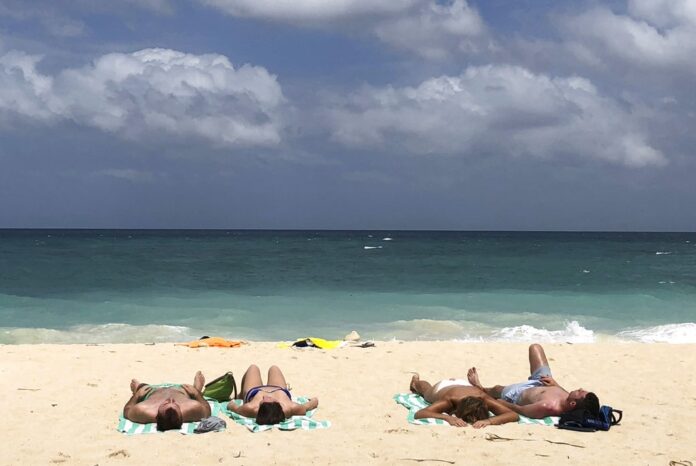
[1,341,694,465]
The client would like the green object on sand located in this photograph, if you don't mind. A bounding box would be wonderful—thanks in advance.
[203,372,237,402]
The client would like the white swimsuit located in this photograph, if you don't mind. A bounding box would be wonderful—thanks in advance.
[434,378,471,393]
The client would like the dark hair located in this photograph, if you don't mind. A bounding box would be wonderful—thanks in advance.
[576,392,600,415]
[453,396,488,423]
[256,401,285,425]
[156,406,183,431]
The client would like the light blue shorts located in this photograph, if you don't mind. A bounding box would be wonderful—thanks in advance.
[500,366,552,404]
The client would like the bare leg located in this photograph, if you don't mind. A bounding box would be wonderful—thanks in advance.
[267,365,288,388]
[193,371,205,392]
[467,367,504,398]
[410,374,439,403]
[528,344,550,375]
[240,364,264,400]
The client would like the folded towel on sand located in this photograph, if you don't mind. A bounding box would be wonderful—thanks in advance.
[222,396,331,432]
[393,393,559,426]
[117,400,222,435]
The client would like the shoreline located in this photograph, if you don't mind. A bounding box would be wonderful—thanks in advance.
[2,341,694,465]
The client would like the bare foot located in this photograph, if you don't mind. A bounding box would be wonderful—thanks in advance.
[467,367,483,389]
[130,379,140,394]
[410,373,420,393]
[194,371,205,391]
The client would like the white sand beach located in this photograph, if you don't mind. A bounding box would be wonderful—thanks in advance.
[1,342,694,465]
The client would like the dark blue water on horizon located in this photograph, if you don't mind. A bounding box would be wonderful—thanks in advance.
[1,229,695,343]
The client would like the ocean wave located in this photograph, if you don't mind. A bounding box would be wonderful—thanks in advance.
[363,246,383,250]
[0,323,194,344]
[655,251,672,255]
[491,321,595,343]
[616,323,696,343]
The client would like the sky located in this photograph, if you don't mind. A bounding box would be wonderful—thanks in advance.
[0,0,695,230]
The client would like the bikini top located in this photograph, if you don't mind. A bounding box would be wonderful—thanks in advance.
[244,385,292,403]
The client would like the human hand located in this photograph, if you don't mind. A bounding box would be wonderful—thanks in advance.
[472,419,491,429]
[539,376,558,387]
[181,384,199,398]
[447,416,468,427]
[135,384,153,400]
[306,397,319,410]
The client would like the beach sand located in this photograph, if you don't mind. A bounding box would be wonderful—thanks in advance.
[1,341,694,465]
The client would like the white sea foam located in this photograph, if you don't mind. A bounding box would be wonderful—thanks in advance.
[363,246,383,250]
[491,321,595,343]
[655,251,672,255]
[0,323,194,344]
[382,237,393,241]
[616,323,696,343]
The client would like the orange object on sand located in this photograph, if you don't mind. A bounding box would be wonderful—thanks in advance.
[176,337,246,348]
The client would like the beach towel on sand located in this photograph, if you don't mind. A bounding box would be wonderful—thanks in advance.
[176,337,246,348]
[117,400,222,435]
[277,337,343,350]
[222,397,331,432]
[393,393,559,427]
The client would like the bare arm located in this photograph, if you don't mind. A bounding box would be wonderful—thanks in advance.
[475,398,519,428]
[181,384,211,420]
[227,401,257,418]
[122,385,154,423]
[497,399,557,419]
[289,397,319,416]
[414,400,467,427]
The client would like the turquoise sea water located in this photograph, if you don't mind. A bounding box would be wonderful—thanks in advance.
[1,230,695,343]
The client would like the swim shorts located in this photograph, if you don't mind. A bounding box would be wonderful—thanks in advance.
[500,366,552,404]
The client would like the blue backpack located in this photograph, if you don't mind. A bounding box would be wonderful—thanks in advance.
[557,405,623,432]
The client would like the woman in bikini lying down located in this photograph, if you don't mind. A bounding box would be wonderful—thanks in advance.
[409,373,518,427]
[227,364,319,425]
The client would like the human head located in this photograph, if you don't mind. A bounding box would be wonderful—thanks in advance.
[156,399,183,431]
[453,396,488,423]
[567,390,600,414]
[256,401,285,425]
[574,391,600,414]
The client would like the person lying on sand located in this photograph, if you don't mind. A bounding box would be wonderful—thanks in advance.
[227,364,318,425]
[123,371,212,431]
[467,343,600,419]
[409,374,519,427]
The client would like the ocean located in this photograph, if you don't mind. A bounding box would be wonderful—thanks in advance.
[1,230,694,344]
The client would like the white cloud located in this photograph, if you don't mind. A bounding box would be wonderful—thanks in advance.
[95,169,156,183]
[561,1,696,72]
[0,48,286,147]
[324,65,666,167]
[198,0,418,22]
[199,0,486,59]
[374,0,486,59]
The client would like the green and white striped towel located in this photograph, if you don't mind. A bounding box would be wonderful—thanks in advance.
[117,399,222,435]
[222,396,331,432]
[393,393,559,426]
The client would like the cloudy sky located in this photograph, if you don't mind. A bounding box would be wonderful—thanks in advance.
[1,0,694,230]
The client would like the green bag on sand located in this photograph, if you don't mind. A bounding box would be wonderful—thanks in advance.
[203,372,237,401]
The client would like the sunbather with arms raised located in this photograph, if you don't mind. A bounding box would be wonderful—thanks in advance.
[409,373,519,427]
[227,364,318,425]
[467,343,600,419]
[123,371,211,431]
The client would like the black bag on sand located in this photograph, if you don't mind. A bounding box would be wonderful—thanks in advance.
[558,405,623,432]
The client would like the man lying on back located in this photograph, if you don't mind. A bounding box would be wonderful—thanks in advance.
[467,343,600,419]
[123,370,211,431]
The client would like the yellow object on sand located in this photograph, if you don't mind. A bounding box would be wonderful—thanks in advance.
[277,337,343,350]
[176,337,246,348]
